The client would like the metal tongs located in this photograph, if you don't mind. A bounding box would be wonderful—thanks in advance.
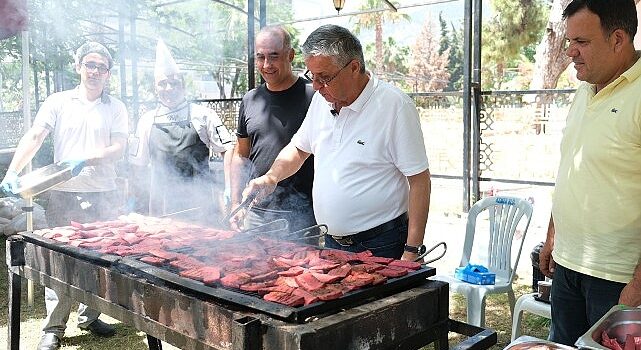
[415,241,447,264]
[278,224,328,242]
[220,190,259,225]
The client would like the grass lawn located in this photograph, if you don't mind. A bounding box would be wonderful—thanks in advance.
[0,236,549,349]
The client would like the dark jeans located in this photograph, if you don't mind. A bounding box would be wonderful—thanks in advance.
[324,218,408,259]
[549,263,626,346]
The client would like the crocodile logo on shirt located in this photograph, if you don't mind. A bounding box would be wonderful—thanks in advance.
[611,108,618,114]
[357,140,365,145]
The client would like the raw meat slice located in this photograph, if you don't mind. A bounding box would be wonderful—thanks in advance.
[359,256,394,265]
[239,281,276,292]
[220,272,252,288]
[263,291,304,307]
[294,273,325,292]
[328,264,352,278]
[292,288,319,305]
[310,272,342,284]
[377,267,408,278]
[201,267,221,285]
[388,260,422,270]
[311,285,343,301]
[278,266,305,277]
[351,263,384,273]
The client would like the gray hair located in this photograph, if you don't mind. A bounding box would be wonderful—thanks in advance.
[257,25,292,51]
[75,41,114,68]
[301,24,366,73]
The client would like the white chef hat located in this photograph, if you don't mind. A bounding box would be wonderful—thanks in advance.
[154,39,180,81]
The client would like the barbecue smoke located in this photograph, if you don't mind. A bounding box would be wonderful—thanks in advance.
[128,148,228,227]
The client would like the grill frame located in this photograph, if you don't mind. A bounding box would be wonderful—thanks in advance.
[6,232,496,350]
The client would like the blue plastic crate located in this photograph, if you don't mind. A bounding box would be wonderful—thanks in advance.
[454,264,496,285]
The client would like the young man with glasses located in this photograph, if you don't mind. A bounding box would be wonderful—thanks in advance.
[129,39,234,222]
[229,25,316,232]
[0,41,128,350]
[240,25,431,261]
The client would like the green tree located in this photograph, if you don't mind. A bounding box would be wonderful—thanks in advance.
[364,37,410,89]
[482,0,548,89]
[351,0,410,74]
[438,13,464,91]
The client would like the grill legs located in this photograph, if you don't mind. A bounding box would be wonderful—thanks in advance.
[8,270,22,350]
[147,334,163,350]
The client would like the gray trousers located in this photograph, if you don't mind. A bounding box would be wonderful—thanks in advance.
[42,190,119,336]
[43,287,99,337]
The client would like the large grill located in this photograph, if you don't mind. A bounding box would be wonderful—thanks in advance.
[6,219,497,350]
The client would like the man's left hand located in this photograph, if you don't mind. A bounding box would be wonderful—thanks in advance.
[0,170,19,196]
[619,278,641,307]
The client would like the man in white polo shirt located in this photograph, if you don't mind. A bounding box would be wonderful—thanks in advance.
[240,24,431,261]
[1,41,127,350]
[538,0,641,346]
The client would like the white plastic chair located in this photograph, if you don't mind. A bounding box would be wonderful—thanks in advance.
[511,292,551,341]
[431,196,533,327]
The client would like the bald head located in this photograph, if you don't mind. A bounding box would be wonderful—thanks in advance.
[254,25,296,91]
[256,25,292,52]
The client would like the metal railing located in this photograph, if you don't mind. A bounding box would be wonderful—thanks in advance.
[1,89,576,199]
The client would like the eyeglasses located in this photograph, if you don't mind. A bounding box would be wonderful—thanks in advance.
[156,79,183,89]
[81,62,109,74]
[304,60,352,87]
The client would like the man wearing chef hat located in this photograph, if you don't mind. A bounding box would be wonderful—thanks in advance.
[129,39,234,222]
[0,41,127,350]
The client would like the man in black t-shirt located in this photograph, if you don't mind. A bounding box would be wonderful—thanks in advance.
[230,25,315,232]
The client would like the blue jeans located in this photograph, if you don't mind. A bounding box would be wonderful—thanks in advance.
[324,220,408,259]
[549,263,625,346]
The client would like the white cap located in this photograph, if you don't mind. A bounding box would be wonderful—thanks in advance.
[154,39,180,81]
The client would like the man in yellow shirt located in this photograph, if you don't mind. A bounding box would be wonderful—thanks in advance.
[539,0,641,346]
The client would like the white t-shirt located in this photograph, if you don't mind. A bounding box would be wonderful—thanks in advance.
[129,101,234,166]
[33,88,129,192]
[292,75,429,235]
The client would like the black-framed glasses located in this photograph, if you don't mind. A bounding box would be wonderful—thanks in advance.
[156,78,183,89]
[304,60,352,87]
[81,62,109,74]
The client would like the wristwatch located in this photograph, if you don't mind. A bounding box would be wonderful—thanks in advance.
[404,244,427,255]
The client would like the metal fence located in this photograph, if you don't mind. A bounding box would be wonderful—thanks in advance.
[1,90,576,197]
[0,111,24,149]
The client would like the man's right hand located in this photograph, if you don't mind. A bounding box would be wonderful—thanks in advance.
[539,240,555,278]
[242,174,278,205]
[229,207,246,231]
[0,170,19,195]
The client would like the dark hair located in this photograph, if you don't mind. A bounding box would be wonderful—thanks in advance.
[75,41,114,69]
[301,24,366,73]
[563,0,637,40]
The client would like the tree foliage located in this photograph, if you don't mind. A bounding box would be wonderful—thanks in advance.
[482,0,548,89]
[351,0,409,74]
[409,16,450,92]
[0,0,297,113]
[438,13,464,91]
[364,37,410,89]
